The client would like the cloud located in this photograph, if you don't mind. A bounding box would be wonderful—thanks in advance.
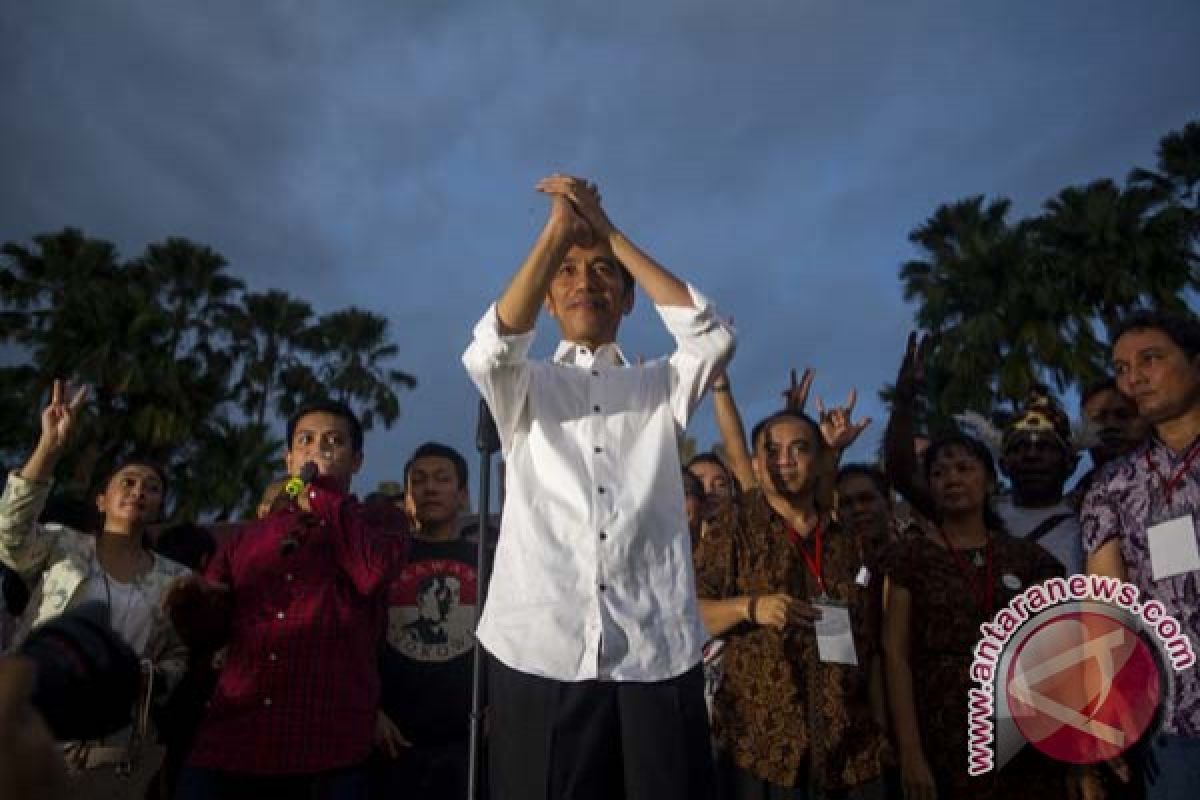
[2,0,1198,492]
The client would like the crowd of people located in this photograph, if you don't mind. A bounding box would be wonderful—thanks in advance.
[0,174,1198,800]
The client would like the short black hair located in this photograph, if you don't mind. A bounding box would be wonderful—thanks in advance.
[1080,377,1119,410]
[404,442,469,489]
[923,433,1007,533]
[286,400,364,453]
[1113,309,1200,360]
[686,452,729,475]
[93,457,170,500]
[835,463,890,499]
[750,409,824,455]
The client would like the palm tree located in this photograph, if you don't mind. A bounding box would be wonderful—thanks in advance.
[1036,178,1196,341]
[900,196,1051,423]
[226,290,316,426]
[173,418,282,521]
[308,308,417,431]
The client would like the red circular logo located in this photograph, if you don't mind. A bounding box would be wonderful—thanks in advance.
[1005,610,1163,764]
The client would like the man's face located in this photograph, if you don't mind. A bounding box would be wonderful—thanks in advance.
[754,417,821,497]
[285,411,363,488]
[928,444,991,516]
[1083,387,1145,463]
[688,461,733,500]
[544,241,633,348]
[1114,329,1200,426]
[406,456,466,527]
[95,465,164,527]
[835,473,890,539]
[1001,435,1071,501]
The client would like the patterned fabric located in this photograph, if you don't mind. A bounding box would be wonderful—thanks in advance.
[186,477,400,775]
[693,490,883,791]
[1081,436,1200,736]
[885,534,1066,799]
[0,472,189,690]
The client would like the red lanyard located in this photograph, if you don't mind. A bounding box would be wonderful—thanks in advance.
[788,521,826,596]
[1145,439,1200,506]
[938,530,994,618]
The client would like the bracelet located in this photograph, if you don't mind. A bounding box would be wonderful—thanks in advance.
[747,595,759,625]
[712,383,730,393]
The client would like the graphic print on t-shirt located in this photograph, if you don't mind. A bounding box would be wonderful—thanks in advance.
[387,558,478,663]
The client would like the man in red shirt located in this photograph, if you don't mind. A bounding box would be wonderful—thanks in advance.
[172,401,398,800]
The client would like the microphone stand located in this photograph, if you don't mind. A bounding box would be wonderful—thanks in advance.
[468,398,501,800]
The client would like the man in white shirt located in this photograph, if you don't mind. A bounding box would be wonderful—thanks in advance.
[462,174,734,800]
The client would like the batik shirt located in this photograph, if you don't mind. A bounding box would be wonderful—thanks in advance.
[1081,436,1200,736]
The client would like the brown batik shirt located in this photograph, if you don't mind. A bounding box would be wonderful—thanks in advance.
[693,489,884,790]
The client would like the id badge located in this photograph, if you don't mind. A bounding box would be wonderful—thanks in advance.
[854,564,870,588]
[811,599,857,666]
[1148,514,1200,582]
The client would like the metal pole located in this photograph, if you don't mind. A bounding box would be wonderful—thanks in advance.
[468,398,500,800]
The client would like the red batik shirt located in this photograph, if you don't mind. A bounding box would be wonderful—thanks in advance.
[187,477,401,775]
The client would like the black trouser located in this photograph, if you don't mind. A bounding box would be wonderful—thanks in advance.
[488,656,715,800]
[369,739,471,800]
[175,764,368,800]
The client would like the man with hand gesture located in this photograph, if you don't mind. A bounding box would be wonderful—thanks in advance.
[463,175,734,800]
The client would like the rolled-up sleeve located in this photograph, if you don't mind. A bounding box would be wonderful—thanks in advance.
[461,304,538,452]
[0,472,63,584]
[660,284,736,429]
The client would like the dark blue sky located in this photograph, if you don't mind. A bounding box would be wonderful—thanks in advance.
[3,1,1198,497]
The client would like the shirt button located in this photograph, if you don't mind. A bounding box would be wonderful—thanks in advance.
[263,697,273,707]
[593,405,601,412]
[276,611,285,620]
[591,370,599,377]
[599,531,608,541]
[599,583,608,592]
[268,653,278,662]
[598,487,606,495]
[285,574,294,582]
[593,446,603,454]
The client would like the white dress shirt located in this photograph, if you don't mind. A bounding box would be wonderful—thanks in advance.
[463,285,735,682]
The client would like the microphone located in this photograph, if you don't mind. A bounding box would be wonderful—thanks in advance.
[476,398,501,455]
[284,461,320,500]
[281,461,320,555]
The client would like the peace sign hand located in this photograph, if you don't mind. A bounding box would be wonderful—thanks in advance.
[38,380,88,455]
[781,367,815,412]
[816,388,872,451]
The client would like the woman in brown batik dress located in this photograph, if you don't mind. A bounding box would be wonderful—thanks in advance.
[883,435,1066,800]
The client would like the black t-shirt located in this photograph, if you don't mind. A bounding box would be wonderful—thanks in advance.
[379,535,489,746]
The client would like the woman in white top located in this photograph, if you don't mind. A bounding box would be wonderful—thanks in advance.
[0,381,189,786]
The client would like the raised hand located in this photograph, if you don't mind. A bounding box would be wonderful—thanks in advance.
[536,174,616,241]
[38,380,88,455]
[816,389,872,451]
[895,332,931,401]
[781,367,815,411]
[544,191,592,246]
